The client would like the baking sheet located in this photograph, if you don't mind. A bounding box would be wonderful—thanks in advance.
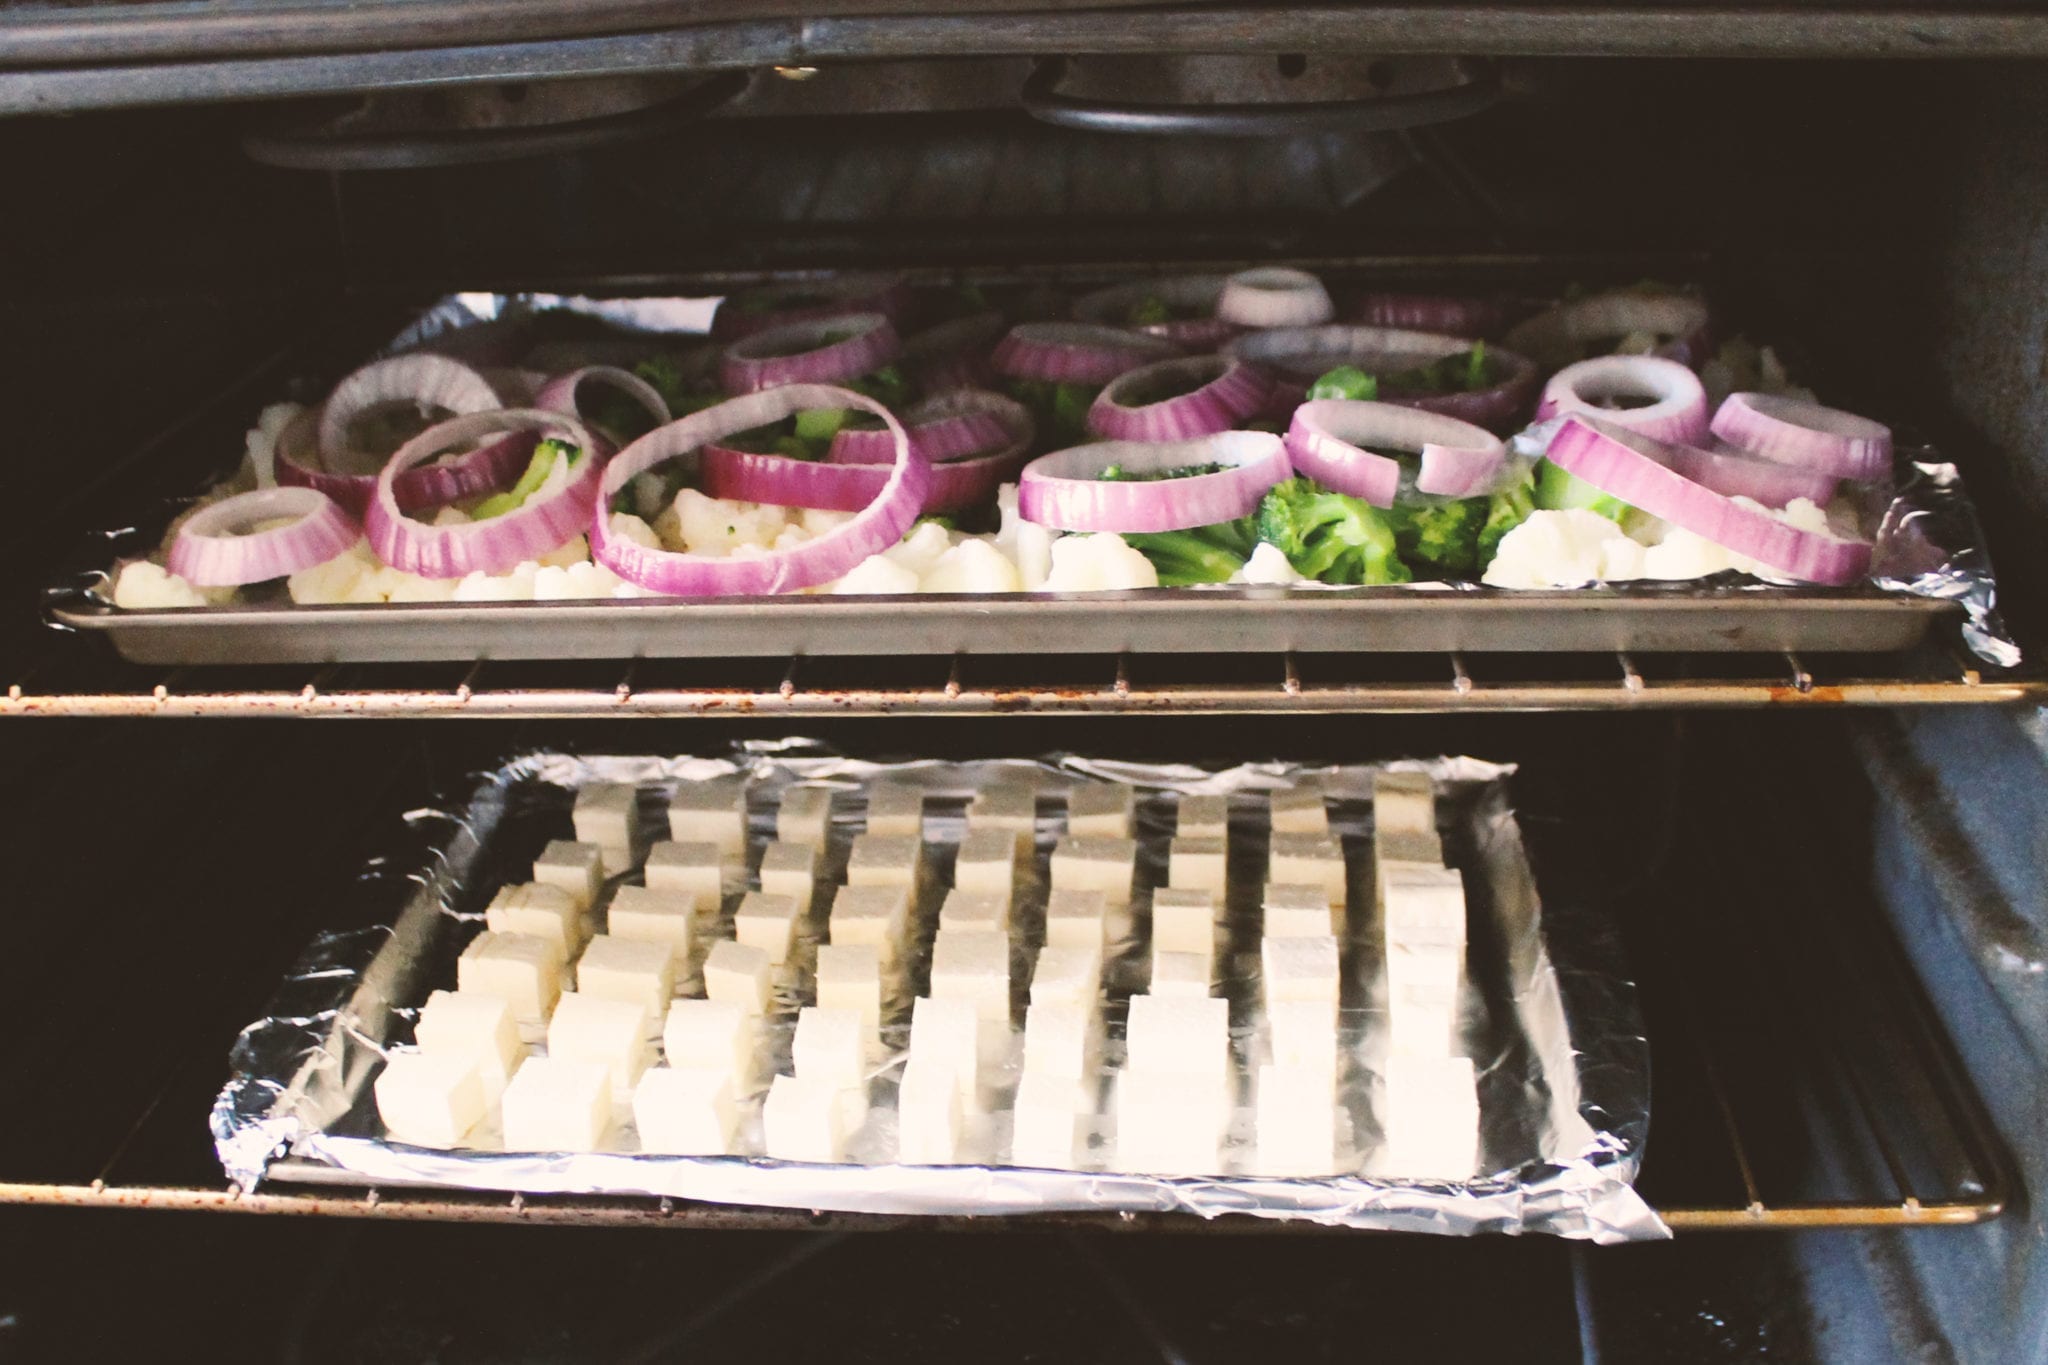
[213,745,1663,1241]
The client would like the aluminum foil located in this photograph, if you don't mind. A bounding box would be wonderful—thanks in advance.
[214,744,1663,1241]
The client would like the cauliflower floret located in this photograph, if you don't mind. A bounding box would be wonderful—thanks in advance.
[112,560,211,609]
[831,554,922,594]
[1235,541,1304,586]
[431,505,471,528]
[287,539,379,605]
[799,508,858,538]
[670,490,790,557]
[772,524,812,552]
[380,569,462,602]
[608,512,662,551]
[995,482,1055,590]
[1639,526,1746,580]
[539,535,589,570]
[1043,533,1160,593]
[1481,510,1638,588]
[452,561,539,601]
[883,520,956,576]
[919,537,1022,594]
[245,400,306,489]
[533,561,625,599]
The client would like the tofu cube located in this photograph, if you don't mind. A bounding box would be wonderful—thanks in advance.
[1124,994,1231,1080]
[938,887,1008,934]
[702,938,773,1014]
[967,784,1038,834]
[756,840,819,915]
[1389,999,1461,1058]
[929,930,1011,1022]
[1029,945,1102,1007]
[667,777,747,857]
[1269,834,1347,902]
[1381,1054,1480,1178]
[1066,781,1135,838]
[732,890,801,965]
[533,839,606,910]
[1381,864,1467,948]
[1376,826,1444,868]
[1268,786,1329,836]
[952,827,1021,901]
[1373,770,1437,838]
[815,942,883,1029]
[1263,883,1336,938]
[484,882,582,962]
[829,884,910,955]
[644,841,726,908]
[864,782,926,837]
[1022,999,1100,1085]
[633,1065,737,1155]
[1267,998,1340,1074]
[895,1053,965,1164]
[1168,837,1229,897]
[414,989,522,1104]
[457,931,562,1023]
[663,998,756,1085]
[776,784,836,849]
[1255,1063,1340,1175]
[910,995,983,1102]
[1150,886,1217,958]
[574,934,676,1015]
[1115,1068,1230,1174]
[1386,940,1464,1008]
[1262,934,1341,1006]
[1175,793,1230,841]
[1050,837,1137,905]
[572,782,640,861]
[546,992,653,1095]
[792,1005,868,1089]
[374,1052,485,1147]
[1149,950,1211,998]
[603,885,697,968]
[1042,887,1108,951]
[1011,1070,1089,1170]
[763,1073,864,1163]
[501,1056,611,1152]
[846,834,923,889]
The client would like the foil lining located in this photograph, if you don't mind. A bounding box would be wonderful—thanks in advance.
[213,745,1664,1242]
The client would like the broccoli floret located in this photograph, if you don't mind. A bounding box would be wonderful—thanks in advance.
[1126,295,1174,327]
[1099,462,1227,482]
[1125,516,1258,586]
[844,363,911,412]
[1253,477,1411,585]
[1308,366,1379,402]
[1386,494,1488,576]
[631,354,720,417]
[1533,457,1630,523]
[471,437,578,520]
[1479,468,1536,568]
[1003,377,1101,447]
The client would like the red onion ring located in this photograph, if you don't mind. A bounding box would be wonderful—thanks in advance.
[1545,415,1870,584]
[1286,400,1506,506]
[315,355,503,480]
[901,312,1009,395]
[1224,325,1539,432]
[831,389,1026,466]
[1666,441,1841,510]
[167,487,362,587]
[1086,356,1272,442]
[710,274,913,342]
[1504,291,1713,370]
[368,410,602,580]
[277,403,534,517]
[1536,355,1709,445]
[536,365,671,438]
[1709,391,1893,483]
[1071,275,1235,348]
[1352,292,1511,338]
[592,385,930,596]
[992,323,1182,386]
[1217,268,1334,329]
[719,313,903,396]
[1018,431,1289,533]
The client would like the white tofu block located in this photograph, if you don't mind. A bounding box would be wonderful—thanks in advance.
[1255,1063,1340,1175]
[633,1065,737,1155]
[1175,793,1230,841]
[1168,837,1229,897]
[1042,887,1108,951]
[667,777,747,857]
[732,889,801,965]
[846,834,923,889]
[1381,1054,1480,1177]
[776,784,835,849]
[864,782,926,837]
[663,998,755,1085]
[829,884,910,955]
[1149,950,1211,998]
[1011,1070,1089,1170]
[702,938,773,1014]
[793,1005,868,1088]
[546,992,653,1094]
[763,1073,864,1163]
[910,995,983,1101]
[1263,883,1337,939]
[967,784,1038,834]
[1268,786,1329,836]
[1115,1068,1230,1174]
[457,931,562,1023]
[501,1056,610,1152]
[1267,999,1340,1074]
[1376,826,1444,868]
[415,989,522,1104]
[572,782,640,860]
[1124,994,1231,1080]
[1389,999,1461,1058]
[938,887,1009,935]
[1269,834,1347,901]
[1050,837,1137,905]
[1150,886,1217,958]
[815,942,883,1028]
[1374,770,1437,838]
[1030,945,1102,1007]
[1382,864,1468,947]
[1023,999,1100,1084]
[952,827,1021,900]
[533,839,606,910]
[603,885,698,968]
[1263,935,1341,1006]
[643,841,726,908]
[374,1052,485,1147]
[757,840,819,915]
[484,882,582,962]
[1066,781,1135,838]
[930,930,1011,1021]
[574,934,676,1015]
[1386,940,1463,1007]
[895,1053,965,1164]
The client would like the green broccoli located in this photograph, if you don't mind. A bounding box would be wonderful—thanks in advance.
[843,363,911,412]
[1533,457,1630,523]
[1386,494,1488,576]
[1125,516,1259,586]
[471,437,578,520]
[1308,366,1379,402]
[632,354,721,417]
[1479,468,1537,568]
[1003,377,1100,448]
[1126,295,1174,328]
[1254,477,1412,585]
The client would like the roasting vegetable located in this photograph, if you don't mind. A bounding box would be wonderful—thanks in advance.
[1123,516,1259,586]
[1254,477,1411,585]
[470,438,580,520]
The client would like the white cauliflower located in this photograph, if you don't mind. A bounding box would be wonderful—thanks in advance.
[883,520,956,576]
[920,537,1022,594]
[995,483,1055,590]
[667,490,790,557]
[539,535,590,570]
[533,561,625,599]
[1235,541,1304,586]
[1044,533,1160,592]
[245,400,305,489]
[112,560,211,609]
[608,512,662,551]
[451,561,539,601]
[287,540,379,605]
[379,569,462,603]
[431,505,470,528]
[799,508,858,538]
[771,524,813,553]
[1639,526,1748,580]
[831,554,922,594]
[1481,511,1638,588]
